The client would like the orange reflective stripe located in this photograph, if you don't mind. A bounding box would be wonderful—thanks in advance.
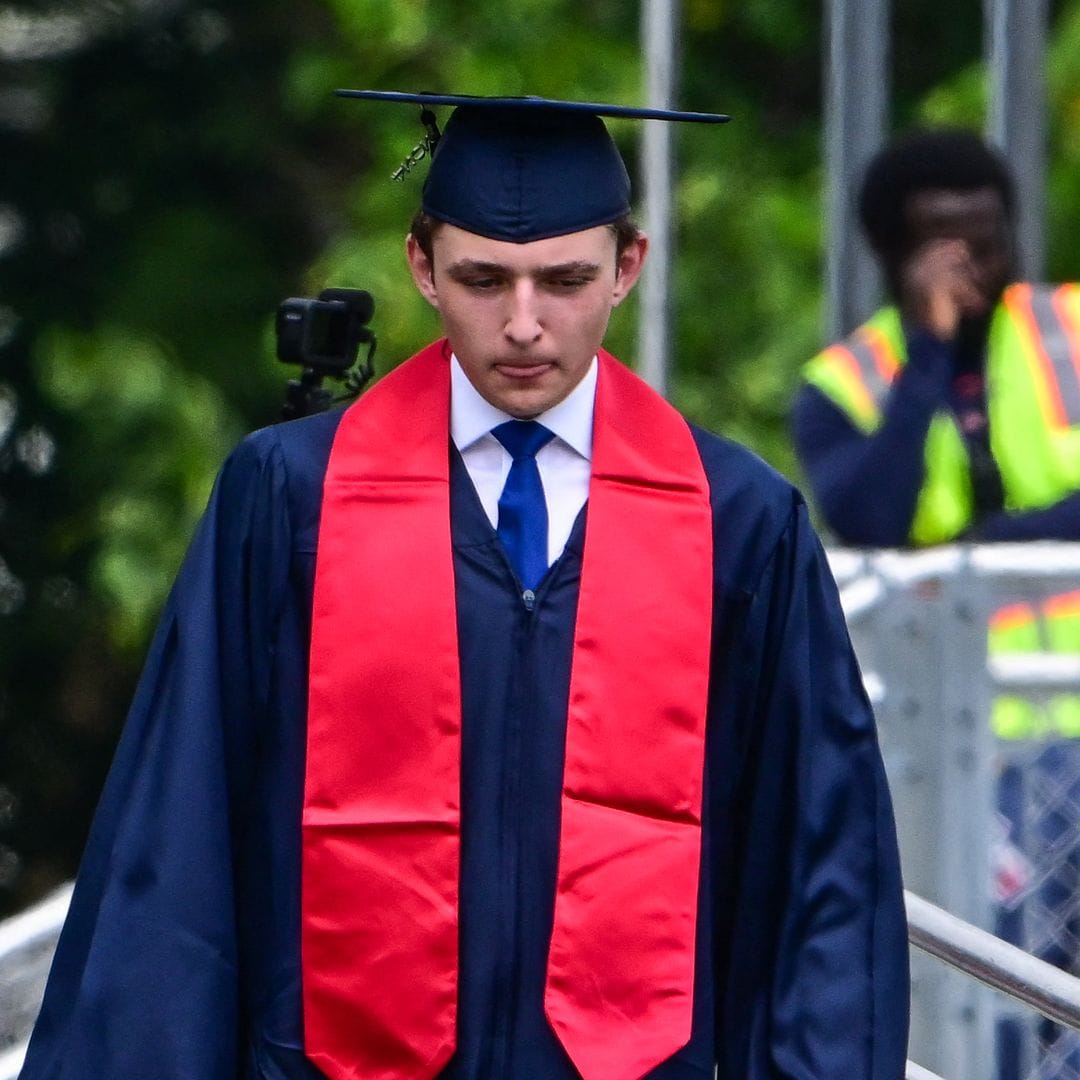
[861,323,901,382]
[1043,589,1080,621]
[1005,283,1080,430]
[1007,283,1067,428]
[1051,284,1080,409]
[819,344,878,427]
[847,329,895,405]
[989,601,1037,635]
[1034,285,1080,423]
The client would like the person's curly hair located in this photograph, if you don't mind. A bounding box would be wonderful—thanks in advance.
[858,128,1015,261]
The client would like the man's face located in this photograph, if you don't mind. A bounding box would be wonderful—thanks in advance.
[902,186,1014,311]
[406,223,647,418]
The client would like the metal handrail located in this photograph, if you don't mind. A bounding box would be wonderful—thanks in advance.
[0,883,71,966]
[906,1062,946,1080]
[0,1043,25,1080]
[0,884,72,1080]
[905,890,1080,1031]
[903,889,1080,1079]
[0,884,955,1080]
[828,542,1080,1079]
[6,885,1080,1080]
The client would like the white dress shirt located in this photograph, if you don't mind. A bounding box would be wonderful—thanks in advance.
[450,354,595,567]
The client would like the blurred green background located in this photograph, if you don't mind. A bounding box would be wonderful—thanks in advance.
[3,0,1080,915]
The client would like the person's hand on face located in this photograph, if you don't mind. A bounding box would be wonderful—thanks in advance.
[901,237,989,341]
[898,186,1013,343]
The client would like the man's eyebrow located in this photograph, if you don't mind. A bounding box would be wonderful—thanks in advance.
[539,261,603,276]
[445,260,509,277]
[444,259,604,278]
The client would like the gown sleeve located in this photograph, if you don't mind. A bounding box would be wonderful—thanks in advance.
[715,494,910,1079]
[20,430,294,1079]
[969,490,1080,541]
[794,344,1080,546]
[791,331,952,547]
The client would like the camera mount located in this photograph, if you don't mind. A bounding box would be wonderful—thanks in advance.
[276,288,377,420]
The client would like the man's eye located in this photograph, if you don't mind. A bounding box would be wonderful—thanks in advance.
[549,277,590,290]
[465,278,500,290]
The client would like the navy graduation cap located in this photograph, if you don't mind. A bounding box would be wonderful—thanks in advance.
[335,90,730,244]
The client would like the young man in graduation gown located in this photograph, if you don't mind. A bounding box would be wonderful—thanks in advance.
[22,94,910,1080]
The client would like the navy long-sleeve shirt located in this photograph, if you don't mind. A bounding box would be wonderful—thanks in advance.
[792,329,1080,547]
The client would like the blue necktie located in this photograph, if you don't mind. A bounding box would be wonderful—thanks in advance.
[492,420,556,590]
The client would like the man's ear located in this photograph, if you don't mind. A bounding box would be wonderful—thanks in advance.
[612,233,649,307]
[405,234,439,308]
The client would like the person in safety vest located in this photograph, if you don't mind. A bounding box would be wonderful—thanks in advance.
[21,92,910,1080]
[793,128,1080,548]
[792,128,1080,1079]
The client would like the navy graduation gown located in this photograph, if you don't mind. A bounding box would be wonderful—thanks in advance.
[22,407,910,1079]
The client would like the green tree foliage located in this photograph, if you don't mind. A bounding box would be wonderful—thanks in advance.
[2,0,1080,914]
[0,0,370,910]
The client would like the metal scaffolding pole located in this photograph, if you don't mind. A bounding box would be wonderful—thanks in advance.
[638,0,677,396]
[822,0,890,342]
[985,0,1048,281]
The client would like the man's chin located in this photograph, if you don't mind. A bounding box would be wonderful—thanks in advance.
[498,391,549,420]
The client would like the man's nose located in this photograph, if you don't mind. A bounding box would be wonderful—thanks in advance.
[504,282,543,345]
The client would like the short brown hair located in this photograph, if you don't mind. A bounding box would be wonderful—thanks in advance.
[408,209,641,263]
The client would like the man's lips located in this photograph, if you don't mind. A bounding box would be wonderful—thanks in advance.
[494,361,556,379]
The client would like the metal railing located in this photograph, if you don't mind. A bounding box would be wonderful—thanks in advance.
[908,1062,948,1080]
[905,889,1080,1079]
[907,891,1080,1032]
[6,545,1080,1079]
[3,882,1080,1080]
[831,541,1080,1079]
[0,883,72,1080]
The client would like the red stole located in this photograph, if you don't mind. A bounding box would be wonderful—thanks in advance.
[302,340,713,1080]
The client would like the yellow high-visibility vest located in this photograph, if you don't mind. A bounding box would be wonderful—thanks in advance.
[803,283,1080,546]
[804,284,1080,738]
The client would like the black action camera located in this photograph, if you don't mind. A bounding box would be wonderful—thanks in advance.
[275,288,377,420]
[276,288,375,374]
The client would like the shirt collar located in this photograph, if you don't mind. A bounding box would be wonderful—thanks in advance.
[450,354,596,461]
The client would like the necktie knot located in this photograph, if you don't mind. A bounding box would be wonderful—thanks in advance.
[492,420,555,460]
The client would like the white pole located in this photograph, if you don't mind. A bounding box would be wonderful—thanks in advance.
[823,0,890,341]
[638,0,677,396]
[985,0,1048,281]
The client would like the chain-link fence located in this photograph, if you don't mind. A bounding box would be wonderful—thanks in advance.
[833,542,1080,1080]
[993,661,1080,1080]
